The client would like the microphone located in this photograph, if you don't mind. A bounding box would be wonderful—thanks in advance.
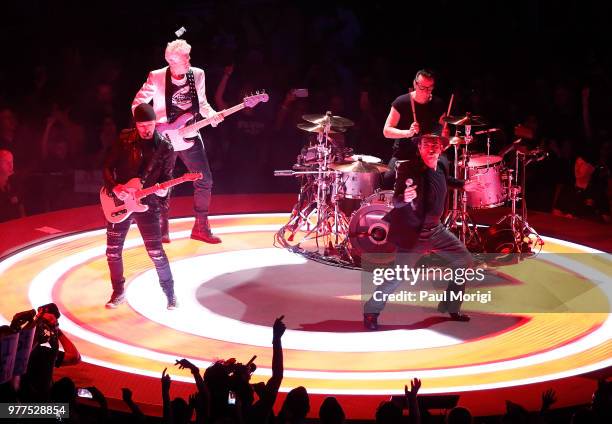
[405,178,416,210]
[475,128,501,135]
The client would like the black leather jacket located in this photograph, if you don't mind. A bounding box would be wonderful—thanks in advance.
[103,129,174,207]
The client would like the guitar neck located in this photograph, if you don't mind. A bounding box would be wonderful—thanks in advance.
[136,177,188,199]
[183,103,246,134]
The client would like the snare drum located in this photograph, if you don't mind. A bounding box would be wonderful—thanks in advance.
[459,154,507,209]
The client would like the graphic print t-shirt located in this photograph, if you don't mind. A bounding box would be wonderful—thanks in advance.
[167,75,194,120]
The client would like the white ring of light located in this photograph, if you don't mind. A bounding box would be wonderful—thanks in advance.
[0,214,610,394]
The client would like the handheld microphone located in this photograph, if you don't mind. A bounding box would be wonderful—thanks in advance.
[406,178,416,210]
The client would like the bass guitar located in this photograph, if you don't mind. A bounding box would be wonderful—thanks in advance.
[157,92,269,151]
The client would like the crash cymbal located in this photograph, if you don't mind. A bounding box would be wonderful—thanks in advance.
[297,123,346,133]
[443,113,487,126]
[330,159,388,173]
[302,113,354,127]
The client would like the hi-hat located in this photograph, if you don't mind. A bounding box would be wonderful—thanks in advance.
[443,113,487,126]
[302,113,354,127]
[297,123,346,133]
[330,159,388,173]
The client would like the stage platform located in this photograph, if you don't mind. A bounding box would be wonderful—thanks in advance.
[0,194,610,420]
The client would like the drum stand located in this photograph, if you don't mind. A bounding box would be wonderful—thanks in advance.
[442,125,483,250]
[494,151,543,254]
[275,113,351,255]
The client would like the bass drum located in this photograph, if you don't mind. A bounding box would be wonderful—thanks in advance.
[348,190,396,267]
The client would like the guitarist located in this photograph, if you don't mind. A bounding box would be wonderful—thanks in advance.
[102,103,177,310]
[132,39,223,244]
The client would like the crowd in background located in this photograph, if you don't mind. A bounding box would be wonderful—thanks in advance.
[0,1,611,223]
[1,304,610,423]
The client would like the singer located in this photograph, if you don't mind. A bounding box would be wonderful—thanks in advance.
[363,135,482,330]
[381,69,449,189]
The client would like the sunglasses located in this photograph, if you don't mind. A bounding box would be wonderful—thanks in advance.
[414,80,435,92]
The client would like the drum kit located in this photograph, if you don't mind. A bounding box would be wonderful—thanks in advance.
[274,110,544,269]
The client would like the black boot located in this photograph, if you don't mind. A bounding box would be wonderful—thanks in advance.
[160,280,178,310]
[363,313,379,331]
[191,217,221,244]
[105,279,126,309]
[450,312,471,322]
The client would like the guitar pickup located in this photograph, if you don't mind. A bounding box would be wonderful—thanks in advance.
[111,209,127,217]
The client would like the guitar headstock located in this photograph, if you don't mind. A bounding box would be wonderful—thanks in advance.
[183,172,203,181]
[244,91,270,108]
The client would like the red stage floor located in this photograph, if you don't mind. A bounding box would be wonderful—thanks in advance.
[0,194,610,420]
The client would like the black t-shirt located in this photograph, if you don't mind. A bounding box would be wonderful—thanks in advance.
[168,75,195,120]
[391,94,445,160]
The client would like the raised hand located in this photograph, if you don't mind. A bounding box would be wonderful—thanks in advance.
[86,386,106,403]
[541,388,557,411]
[175,358,199,374]
[161,367,171,392]
[404,378,421,399]
[223,64,234,77]
[273,315,286,339]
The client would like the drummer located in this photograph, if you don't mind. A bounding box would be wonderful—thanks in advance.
[382,69,449,189]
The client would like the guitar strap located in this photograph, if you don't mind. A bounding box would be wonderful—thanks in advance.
[165,68,200,124]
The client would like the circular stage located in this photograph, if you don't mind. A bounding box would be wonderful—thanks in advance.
[0,206,610,418]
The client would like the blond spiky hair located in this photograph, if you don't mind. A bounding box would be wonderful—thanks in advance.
[165,39,191,58]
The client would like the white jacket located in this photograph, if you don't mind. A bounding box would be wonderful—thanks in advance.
[131,66,215,123]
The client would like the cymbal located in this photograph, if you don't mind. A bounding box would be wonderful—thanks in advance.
[330,159,388,173]
[348,154,382,164]
[297,123,346,134]
[443,113,487,126]
[448,136,473,145]
[302,113,354,127]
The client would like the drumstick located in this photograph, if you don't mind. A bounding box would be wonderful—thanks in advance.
[442,93,454,134]
[409,89,417,124]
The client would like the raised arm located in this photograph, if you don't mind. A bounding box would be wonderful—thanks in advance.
[56,328,81,365]
[161,367,173,424]
[214,65,233,110]
[122,388,147,423]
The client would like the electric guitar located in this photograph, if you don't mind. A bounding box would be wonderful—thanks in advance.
[157,92,270,151]
[100,173,202,223]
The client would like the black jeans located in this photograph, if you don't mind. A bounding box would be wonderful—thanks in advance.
[172,137,213,222]
[106,208,173,287]
[364,224,473,314]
